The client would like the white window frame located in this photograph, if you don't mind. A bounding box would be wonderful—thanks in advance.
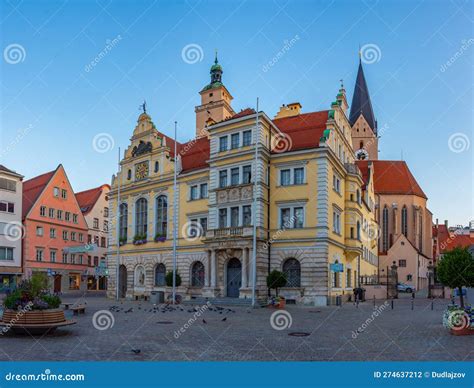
[332,208,342,234]
[278,204,306,229]
[278,166,306,186]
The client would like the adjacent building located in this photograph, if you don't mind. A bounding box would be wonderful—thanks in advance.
[0,165,24,289]
[106,56,379,305]
[75,184,110,290]
[433,220,474,262]
[22,165,90,292]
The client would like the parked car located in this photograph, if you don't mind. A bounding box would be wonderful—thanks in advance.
[397,283,415,293]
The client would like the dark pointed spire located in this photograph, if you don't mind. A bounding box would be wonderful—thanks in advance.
[349,60,377,133]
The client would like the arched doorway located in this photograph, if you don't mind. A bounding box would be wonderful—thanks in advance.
[226,258,242,298]
[119,265,127,298]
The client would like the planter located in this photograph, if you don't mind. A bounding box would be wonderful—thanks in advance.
[133,239,147,245]
[154,236,166,243]
[0,309,75,335]
[450,327,474,336]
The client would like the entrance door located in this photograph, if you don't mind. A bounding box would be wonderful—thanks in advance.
[226,258,242,298]
[119,265,127,298]
[53,275,62,293]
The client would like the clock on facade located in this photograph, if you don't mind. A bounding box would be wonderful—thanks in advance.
[355,148,369,160]
[135,161,149,181]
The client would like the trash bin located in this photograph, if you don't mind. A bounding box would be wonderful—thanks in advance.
[335,295,342,306]
[150,291,159,305]
[360,288,366,302]
[157,291,164,304]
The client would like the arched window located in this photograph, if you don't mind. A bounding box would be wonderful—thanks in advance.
[135,265,145,287]
[154,161,159,173]
[382,206,389,252]
[155,195,168,238]
[119,203,128,240]
[359,141,364,149]
[356,221,361,240]
[154,263,166,286]
[283,258,301,287]
[191,261,205,288]
[135,198,148,237]
[401,206,408,237]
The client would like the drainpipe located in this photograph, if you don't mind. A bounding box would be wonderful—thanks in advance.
[266,129,272,297]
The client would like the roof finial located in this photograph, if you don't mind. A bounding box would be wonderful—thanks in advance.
[358,44,362,63]
[339,78,344,89]
[214,49,218,64]
[139,100,147,114]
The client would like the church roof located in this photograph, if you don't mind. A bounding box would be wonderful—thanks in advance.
[349,61,377,131]
[356,160,427,199]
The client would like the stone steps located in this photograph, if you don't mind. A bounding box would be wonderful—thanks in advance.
[183,297,267,307]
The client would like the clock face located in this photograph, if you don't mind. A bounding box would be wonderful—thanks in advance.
[355,148,369,160]
[135,161,149,181]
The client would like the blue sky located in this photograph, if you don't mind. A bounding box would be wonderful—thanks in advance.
[1,0,472,226]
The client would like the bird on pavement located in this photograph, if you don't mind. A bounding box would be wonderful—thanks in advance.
[203,319,207,324]
[131,349,141,354]
[221,317,227,322]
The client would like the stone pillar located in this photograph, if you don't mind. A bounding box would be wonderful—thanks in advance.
[242,248,248,288]
[211,249,217,287]
[205,251,210,287]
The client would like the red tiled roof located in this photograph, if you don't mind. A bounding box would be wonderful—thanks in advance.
[232,108,256,120]
[440,234,474,253]
[76,184,110,214]
[272,111,328,152]
[356,160,427,199]
[179,136,210,173]
[22,169,57,219]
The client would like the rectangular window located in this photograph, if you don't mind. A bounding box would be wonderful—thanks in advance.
[57,210,63,220]
[104,207,109,217]
[101,237,106,248]
[346,269,352,288]
[242,165,252,184]
[0,202,15,213]
[230,168,239,186]
[189,219,199,238]
[333,174,341,194]
[62,252,68,264]
[218,208,227,228]
[62,230,68,240]
[93,218,99,229]
[243,205,252,226]
[199,218,208,234]
[219,136,228,152]
[73,214,78,223]
[61,189,67,199]
[71,232,76,241]
[190,185,198,200]
[399,259,407,267]
[70,254,76,265]
[294,207,304,228]
[79,254,83,265]
[0,178,16,192]
[36,249,44,262]
[103,220,108,231]
[65,211,70,221]
[79,233,83,242]
[50,250,56,263]
[280,169,291,186]
[219,170,228,188]
[280,208,291,228]
[333,210,341,234]
[231,133,240,149]
[36,226,43,237]
[0,247,14,261]
[50,228,56,238]
[294,168,304,185]
[49,208,55,218]
[53,187,60,197]
[40,206,46,217]
[243,130,252,146]
[230,207,239,227]
[200,183,208,199]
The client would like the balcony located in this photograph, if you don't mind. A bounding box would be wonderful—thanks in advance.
[205,226,253,239]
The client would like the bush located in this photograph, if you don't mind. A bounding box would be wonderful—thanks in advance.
[165,271,182,287]
[41,294,61,309]
[267,270,287,297]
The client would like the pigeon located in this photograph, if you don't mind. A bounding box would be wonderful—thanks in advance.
[202,319,207,324]
[131,349,141,354]
[221,317,227,322]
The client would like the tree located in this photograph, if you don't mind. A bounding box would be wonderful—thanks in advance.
[266,270,287,297]
[437,247,474,307]
[165,271,182,288]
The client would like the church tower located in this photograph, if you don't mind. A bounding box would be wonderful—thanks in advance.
[349,58,378,160]
[195,53,235,138]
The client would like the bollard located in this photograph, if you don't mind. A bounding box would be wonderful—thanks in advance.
[431,300,434,310]
[391,299,394,310]
[411,300,414,310]
[373,295,376,309]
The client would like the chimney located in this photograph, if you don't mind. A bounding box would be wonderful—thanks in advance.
[274,102,302,119]
[444,220,448,228]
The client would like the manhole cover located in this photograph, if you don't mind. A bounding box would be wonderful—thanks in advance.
[156,321,174,324]
[288,332,311,337]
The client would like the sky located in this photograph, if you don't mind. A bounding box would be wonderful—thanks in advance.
[0,0,472,226]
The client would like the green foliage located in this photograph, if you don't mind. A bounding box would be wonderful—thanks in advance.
[267,270,287,296]
[3,289,21,309]
[437,247,474,307]
[165,271,182,287]
[41,294,61,309]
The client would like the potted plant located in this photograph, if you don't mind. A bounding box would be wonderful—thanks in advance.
[1,273,74,334]
[165,271,182,304]
[266,270,287,308]
[133,234,147,245]
[154,233,166,243]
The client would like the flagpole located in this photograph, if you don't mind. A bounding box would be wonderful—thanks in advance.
[251,98,259,307]
[116,147,121,301]
[172,121,178,305]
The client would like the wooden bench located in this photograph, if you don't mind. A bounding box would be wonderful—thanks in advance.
[70,305,86,315]
[0,310,76,335]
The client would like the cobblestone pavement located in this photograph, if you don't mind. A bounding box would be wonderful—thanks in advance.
[0,295,472,361]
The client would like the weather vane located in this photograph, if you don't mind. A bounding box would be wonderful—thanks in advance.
[339,78,344,89]
[139,100,147,114]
